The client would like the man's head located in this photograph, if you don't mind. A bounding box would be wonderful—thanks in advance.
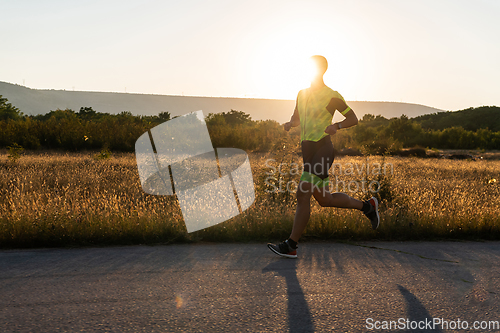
[310,55,328,77]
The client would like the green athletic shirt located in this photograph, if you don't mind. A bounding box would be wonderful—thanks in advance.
[296,85,351,142]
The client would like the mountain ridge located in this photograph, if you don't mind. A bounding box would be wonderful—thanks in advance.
[1,81,443,123]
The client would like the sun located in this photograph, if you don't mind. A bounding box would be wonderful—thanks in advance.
[248,23,353,100]
[251,39,316,100]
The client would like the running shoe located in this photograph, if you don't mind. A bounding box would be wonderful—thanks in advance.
[267,240,297,259]
[364,197,380,230]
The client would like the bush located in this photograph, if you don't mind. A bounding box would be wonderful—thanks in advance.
[93,147,112,160]
[2,101,500,153]
[7,143,24,163]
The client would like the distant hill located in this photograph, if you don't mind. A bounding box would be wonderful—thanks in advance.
[0,81,443,123]
[413,106,500,132]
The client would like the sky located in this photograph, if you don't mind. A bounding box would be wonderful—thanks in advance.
[1,0,499,111]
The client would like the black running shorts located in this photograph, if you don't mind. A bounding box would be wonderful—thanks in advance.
[300,135,334,188]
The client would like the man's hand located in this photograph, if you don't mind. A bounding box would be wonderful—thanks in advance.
[325,124,338,135]
[284,122,293,132]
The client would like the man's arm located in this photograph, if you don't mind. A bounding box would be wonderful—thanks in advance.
[284,98,300,131]
[325,97,358,135]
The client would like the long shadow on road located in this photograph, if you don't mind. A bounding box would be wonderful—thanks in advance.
[398,285,443,333]
[262,260,314,333]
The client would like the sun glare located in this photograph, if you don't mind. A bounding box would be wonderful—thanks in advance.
[249,22,355,100]
[251,51,313,100]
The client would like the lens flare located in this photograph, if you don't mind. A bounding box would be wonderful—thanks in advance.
[175,295,184,309]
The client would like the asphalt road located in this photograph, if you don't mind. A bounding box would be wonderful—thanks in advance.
[1,241,500,332]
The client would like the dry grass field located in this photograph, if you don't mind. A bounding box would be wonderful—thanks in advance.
[1,150,499,248]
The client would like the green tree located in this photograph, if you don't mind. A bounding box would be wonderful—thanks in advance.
[205,113,226,126]
[361,114,375,122]
[223,109,252,125]
[33,108,77,121]
[384,115,423,147]
[158,111,171,121]
[206,110,252,126]
[0,95,23,121]
[77,106,108,121]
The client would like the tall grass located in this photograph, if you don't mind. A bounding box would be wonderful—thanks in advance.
[0,152,186,247]
[0,150,499,248]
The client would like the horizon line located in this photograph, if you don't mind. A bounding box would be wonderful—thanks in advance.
[1,80,488,111]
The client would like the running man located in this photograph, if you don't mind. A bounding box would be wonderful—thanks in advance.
[268,55,380,259]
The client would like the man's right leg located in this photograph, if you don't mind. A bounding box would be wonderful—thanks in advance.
[267,181,313,259]
[290,181,314,242]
